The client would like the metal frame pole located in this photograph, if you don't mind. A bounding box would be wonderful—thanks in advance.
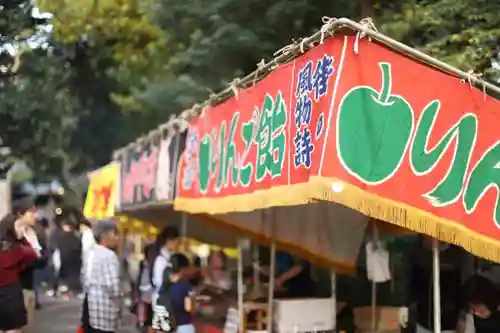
[432,238,441,333]
[253,244,261,293]
[267,241,276,333]
[238,239,245,333]
[330,271,336,332]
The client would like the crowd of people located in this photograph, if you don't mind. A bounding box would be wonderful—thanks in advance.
[0,194,211,333]
[0,197,91,333]
[1,198,500,333]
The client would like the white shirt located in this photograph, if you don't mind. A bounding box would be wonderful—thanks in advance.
[82,228,96,256]
[205,271,232,291]
[83,244,121,331]
[152,248,171,306]
[24,227,41,256]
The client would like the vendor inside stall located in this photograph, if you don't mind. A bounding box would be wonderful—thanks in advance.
[408,237,471,333]
[255,246,315,298]
[202,250,232,293]
[462,274,500,333]
[274,251,315,298]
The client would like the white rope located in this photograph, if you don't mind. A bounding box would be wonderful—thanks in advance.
[461,70,487,101]
[354,17,378,55]
[253,59,267,86]
[270,57,280,71]
[229,78,241,99]
[273,43,296,57]
[320,16,337,44]
[190,103,201,117]
[299,38,307,54]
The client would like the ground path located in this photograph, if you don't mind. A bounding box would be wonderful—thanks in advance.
[33,294,137,333]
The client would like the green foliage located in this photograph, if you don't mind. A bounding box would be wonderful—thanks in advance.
[134,0,357,116]
[0,50,83,179]
[376,0,500,81]
[2,0,500,182]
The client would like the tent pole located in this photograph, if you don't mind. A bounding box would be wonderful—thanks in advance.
[330,271,336,331]
[237,239,244,333]
[253,244,260,293]
[267,241,276,333]
[432,238,441,333]
[181,213,188,252]
[370,223,378,333]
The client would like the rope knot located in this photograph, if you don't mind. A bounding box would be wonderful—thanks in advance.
[354,17,378,55]
[230,77,241,99]
[256,59,266,70]
[273,42,296,57]
[359,17,378,37]
[253,59,267,86]
[320,16,337,44]
[461,70,487,101]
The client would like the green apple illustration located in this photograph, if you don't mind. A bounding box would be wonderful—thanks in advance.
[337,62,414,184]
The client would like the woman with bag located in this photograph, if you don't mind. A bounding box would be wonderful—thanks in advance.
[0,213,39,333]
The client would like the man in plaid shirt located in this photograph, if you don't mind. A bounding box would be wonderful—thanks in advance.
[81,220,121,333]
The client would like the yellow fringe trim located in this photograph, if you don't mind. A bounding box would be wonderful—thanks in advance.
[173,183,312,214]
[308,176,500,263]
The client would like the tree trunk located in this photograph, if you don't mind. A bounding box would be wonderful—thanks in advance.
[358,0,374,18]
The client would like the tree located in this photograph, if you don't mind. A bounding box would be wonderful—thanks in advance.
[4,0,498,181]
[0,49,84,180]
[123,0,500,119]
[376,0,500,81]
[39,0,169,131]
[1,0,167,179]
[127,0,358,116]
[0,1,82,179]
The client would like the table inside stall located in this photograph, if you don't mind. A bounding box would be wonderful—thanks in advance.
[195,288,336,333]
[195,290,268,333]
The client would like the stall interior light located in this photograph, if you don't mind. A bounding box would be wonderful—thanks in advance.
[55,207,62,215]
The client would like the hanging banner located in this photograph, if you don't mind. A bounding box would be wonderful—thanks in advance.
[176,38,342,209]
[121,140,160,208]
[155,127,186,202]
[84,162,120,219]
[176,34,500,262]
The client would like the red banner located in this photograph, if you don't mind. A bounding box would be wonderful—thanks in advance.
[176,34,500,260]
[178,38,345,200]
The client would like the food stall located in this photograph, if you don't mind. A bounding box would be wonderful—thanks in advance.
[171,17,500,333]
[111,114,251,333]
[111,115,240,248]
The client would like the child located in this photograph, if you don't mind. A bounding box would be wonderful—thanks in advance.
[135,244,156,332]
[153,253,195,333]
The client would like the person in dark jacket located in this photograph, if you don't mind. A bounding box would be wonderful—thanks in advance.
[462,274,500,333]
[56,220,82,298]
[31,217,49,308]
[135,243,156,332]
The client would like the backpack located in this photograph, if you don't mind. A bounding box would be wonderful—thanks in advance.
[152,285,177,332]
